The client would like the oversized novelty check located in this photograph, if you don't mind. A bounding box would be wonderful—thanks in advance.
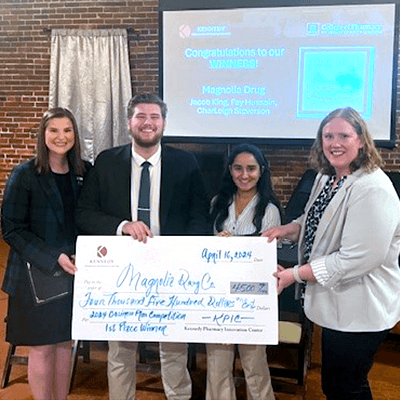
[72,236,278,345]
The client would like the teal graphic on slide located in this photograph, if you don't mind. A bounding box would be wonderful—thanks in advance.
[297,47,374,118]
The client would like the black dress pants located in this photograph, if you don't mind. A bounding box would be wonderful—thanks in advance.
[321,327,389,400]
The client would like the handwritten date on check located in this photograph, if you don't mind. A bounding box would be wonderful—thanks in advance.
[72,236,278,345]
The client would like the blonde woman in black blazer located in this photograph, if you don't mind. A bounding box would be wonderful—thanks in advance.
[1,108,90,400]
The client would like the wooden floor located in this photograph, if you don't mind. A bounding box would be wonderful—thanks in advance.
[0,239,399,400]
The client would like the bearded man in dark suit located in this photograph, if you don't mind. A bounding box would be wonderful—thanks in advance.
[76,93,211,400]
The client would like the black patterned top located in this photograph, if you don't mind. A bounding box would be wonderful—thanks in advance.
[303,175,347,262]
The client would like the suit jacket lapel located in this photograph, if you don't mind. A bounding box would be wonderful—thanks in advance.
[310,171,361,251]
[160,147,174,229]
[117,144,132,219]
[71,172,83,202]
[36,173,65,225]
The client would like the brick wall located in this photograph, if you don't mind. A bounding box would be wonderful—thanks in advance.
[1,0,399,206]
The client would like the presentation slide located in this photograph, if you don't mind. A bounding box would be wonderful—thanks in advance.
[162,4,396,142]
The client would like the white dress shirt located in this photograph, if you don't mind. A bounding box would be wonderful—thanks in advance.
[117,144,161,235]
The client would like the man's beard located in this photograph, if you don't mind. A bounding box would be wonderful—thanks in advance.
[131,128,163,148]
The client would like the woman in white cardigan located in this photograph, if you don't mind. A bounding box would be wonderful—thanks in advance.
[264,107,400,399]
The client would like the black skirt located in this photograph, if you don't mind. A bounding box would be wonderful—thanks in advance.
[6,266,73,346]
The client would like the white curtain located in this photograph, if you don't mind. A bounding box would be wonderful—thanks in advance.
[49,29,132,163]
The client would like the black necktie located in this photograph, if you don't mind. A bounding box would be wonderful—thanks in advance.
[138,161,151,227]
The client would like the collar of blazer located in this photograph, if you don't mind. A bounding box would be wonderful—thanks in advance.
[36,170,80,228]
[159,146,177,228]
[300,167,368,259]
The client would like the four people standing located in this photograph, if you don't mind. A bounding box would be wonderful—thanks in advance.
[2,99,400,400]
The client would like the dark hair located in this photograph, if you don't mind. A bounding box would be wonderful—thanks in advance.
[212,143,281,234]
[34,107,85,175]
[127,93,168,120]
[310,106,383,175]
